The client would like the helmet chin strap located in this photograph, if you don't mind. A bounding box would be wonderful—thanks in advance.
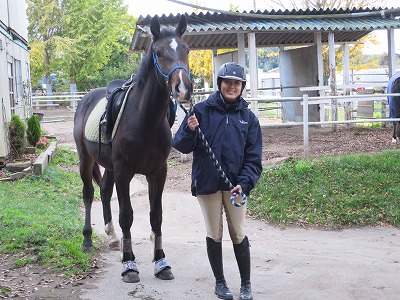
[219,92,240,106]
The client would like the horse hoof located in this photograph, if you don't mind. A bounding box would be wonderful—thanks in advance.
[82,245,94,253]
[109,239,120,251]
[155,268,174,280]
[122,270,140,283]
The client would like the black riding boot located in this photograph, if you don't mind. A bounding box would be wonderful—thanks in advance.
[233,236,253,300]
[206,237,233,300]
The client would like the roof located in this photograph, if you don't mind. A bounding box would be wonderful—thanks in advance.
[130,7,400,52]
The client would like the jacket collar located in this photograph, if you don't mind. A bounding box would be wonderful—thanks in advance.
[205,91,249,112]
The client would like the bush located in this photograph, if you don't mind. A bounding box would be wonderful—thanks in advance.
[26,114,41,146]
[9,114,26,158]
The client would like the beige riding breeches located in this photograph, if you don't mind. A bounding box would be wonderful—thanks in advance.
[197,191,246,244]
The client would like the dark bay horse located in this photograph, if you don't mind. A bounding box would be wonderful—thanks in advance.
[387,72,400,142]
[73,15,192,283]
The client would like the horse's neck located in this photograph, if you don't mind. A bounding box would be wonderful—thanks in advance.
[138,75,169,125]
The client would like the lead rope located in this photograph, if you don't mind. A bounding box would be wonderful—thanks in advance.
[177,98,246,207]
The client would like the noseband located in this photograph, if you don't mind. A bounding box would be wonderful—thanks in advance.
[152,51,191,80]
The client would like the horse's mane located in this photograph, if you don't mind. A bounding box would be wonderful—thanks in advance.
[133,26,179,88]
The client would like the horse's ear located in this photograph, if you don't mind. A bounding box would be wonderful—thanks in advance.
[150,15,161,41]
[175,15,187,38]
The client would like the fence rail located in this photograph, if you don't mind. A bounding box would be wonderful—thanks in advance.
[32,90,400,158]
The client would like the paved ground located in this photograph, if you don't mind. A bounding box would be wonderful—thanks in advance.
[74,177,400,300]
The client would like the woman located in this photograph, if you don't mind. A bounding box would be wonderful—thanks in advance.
[173,62,263,300]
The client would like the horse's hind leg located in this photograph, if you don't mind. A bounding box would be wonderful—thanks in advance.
[147,162,174,280]
[392,123,397,143]
[100,169,119,250]
[79,158,96,252]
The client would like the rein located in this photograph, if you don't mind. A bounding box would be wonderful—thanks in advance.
[178,99,247,207]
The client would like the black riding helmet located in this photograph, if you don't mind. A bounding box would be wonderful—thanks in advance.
[217,62,246,93]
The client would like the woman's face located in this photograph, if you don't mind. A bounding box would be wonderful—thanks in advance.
[220,79,243,102]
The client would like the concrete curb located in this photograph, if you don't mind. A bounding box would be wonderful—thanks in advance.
[33,140,58,175]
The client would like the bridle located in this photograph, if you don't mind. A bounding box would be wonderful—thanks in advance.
[152,51,191,81]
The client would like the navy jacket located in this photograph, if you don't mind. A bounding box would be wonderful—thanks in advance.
[173,91,263,197]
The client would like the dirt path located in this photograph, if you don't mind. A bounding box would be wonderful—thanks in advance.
[23,108,400,299]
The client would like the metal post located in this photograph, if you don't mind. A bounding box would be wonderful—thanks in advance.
[303,94,309,158]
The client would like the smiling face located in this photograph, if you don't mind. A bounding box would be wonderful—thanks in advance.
[220,78,243,102]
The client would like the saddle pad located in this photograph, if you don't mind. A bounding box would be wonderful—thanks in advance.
[84,97,108,144]
[84,85,131,144]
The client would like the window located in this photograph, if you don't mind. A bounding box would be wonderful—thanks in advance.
[7,62,15,111]
[15,59,23,104]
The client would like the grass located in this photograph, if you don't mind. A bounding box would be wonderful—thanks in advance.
[0,147,94,276]
[249,150,400,229]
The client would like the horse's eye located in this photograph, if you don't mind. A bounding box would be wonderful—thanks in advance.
[156,51,162,58]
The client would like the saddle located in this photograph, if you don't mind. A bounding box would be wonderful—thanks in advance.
[101,79,129,141]
[100,79,177,142]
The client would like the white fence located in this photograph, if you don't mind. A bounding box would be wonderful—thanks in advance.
[32,92,86,109]
[32,90,400,158]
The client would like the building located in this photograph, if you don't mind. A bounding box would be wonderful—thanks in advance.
[0,0,31,164]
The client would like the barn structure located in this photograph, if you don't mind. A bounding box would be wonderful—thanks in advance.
[130,6,400,122]
[0,0,31,164]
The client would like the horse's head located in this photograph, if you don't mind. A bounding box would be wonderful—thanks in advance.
[151,15,193,103]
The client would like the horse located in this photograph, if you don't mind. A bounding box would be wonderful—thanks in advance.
[387,72,400,142]
[73,15,192,283]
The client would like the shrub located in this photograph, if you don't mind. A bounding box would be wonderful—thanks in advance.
[9,114,26,158]
[26,114,42,146]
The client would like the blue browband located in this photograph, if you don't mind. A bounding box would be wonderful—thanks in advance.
[152,51,191,80]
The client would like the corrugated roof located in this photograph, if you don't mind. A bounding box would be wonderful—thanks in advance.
[130,6,400,52]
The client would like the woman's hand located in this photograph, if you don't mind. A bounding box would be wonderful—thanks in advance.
[230,185,243,196]
[187,114,199,131]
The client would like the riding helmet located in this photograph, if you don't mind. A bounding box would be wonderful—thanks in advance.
[217,62,246,92]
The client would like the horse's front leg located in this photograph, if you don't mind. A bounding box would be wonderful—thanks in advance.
[147,162,174,280]
[100,169,119,250]
[115,173,139,283]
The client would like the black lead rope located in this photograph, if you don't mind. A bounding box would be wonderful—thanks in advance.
[177,99,246,207]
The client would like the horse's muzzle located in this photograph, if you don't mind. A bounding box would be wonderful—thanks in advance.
[172,72,192,103]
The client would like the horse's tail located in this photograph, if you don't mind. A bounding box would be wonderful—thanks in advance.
[92,162,103,186]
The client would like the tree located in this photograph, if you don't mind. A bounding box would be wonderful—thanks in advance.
[27,0,63,94]
[59,0,136,92]
[189,50,213,89]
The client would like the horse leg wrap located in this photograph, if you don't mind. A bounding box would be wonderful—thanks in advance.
[150,232,171,275]
[122,260,139,276]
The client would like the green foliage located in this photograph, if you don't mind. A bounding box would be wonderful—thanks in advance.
[78,51,141,91]
[0,147,94,275]
[26,114,42,146]
[249,151,400,229]
[8,115,26,158]
[27,0,137,91]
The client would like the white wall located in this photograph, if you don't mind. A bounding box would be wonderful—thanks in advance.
[0,0,30,163]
